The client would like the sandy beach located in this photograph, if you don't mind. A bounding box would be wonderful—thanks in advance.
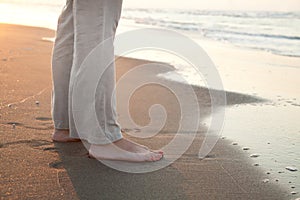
[0,23,297,199]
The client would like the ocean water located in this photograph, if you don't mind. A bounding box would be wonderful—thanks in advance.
[0,1,299,57]
[122,8,300,57]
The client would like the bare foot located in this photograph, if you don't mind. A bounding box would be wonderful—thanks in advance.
[52,129,81,142]
[89,138,163,162]
[113,138,163,154]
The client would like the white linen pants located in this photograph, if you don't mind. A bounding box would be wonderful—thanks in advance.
[51,0,123,144]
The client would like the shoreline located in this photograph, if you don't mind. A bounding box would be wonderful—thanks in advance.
[0,23,296,199]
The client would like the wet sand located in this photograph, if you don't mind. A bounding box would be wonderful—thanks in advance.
[0,24,294,199]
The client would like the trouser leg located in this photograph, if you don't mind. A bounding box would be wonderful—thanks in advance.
[69,0,123,144]
[51,0,74,130]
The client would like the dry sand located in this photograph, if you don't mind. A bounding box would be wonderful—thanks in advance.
[0,24,293,199]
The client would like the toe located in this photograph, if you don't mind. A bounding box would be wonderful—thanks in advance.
[157,150,164,154]
[150,149,164,155]
[148,152,163,162]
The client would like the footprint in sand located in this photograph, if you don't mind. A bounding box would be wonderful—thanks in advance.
[35,117,52,121]
[6,121,53,130]
[43,147,59,153]
[0,139,51,148]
